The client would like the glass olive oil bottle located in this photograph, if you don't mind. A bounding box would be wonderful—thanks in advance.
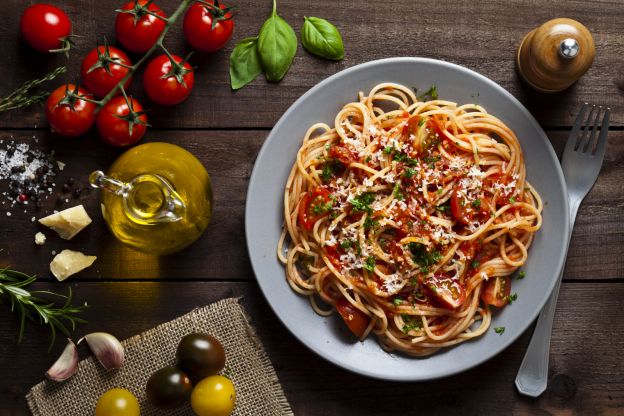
[90,142,212,255]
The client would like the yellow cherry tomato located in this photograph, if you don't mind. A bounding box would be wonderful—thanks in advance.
[190,375,236,416]
[95,388,140,416]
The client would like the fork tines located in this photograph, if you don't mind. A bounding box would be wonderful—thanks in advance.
[571,103,611,155]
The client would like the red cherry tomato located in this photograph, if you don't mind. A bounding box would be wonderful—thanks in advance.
[297,187,333,231]
[143,54,195,106]
[450,192,491,225]
[115,0,167,53]
[97,96,148,147]
[422,273,466,310]
[481,276,511,308]
[20,4,71,53]
[45,84,96,137]
[329,144,357,166]
[81,46,133,98]
[335,298,371,338]
[183,1,234,53]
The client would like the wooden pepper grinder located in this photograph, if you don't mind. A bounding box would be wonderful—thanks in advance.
[516,18,595,93]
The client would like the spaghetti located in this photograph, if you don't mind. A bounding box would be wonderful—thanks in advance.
[278,82,542,356]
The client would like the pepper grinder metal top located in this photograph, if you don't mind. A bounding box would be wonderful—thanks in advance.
[516,18,595,93]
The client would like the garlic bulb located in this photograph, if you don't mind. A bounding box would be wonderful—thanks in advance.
[79,332,124,370]
[45,339,79,382]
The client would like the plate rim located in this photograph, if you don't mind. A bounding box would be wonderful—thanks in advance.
[245,57,570,381]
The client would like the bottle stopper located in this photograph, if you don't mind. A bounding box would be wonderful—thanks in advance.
[516,18,595,93]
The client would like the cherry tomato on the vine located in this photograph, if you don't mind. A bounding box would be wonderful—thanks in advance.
[81,45,133,98]
[20,4,72,53]
[183,1,235,53]
[115,0,167,53]
[143,54,195,106]
[45,84,96,137]
[97,95,148,147]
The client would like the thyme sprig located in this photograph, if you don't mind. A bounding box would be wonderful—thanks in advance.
[0,268,87,351]
[0,66,67,113]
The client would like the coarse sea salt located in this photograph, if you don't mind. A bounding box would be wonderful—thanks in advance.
[0,139,60,215]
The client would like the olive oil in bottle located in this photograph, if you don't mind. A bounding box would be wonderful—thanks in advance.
[90,142,212,255]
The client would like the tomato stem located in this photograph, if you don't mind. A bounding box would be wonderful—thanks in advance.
[97,0,195,111]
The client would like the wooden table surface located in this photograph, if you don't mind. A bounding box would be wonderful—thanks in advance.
[0,1,623,415]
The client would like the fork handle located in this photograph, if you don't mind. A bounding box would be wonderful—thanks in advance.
[515,273,563,396]
[515,196,582,397]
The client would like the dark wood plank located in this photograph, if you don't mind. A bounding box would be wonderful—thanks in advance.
[0,130,622,281]
[0,281,622,415]
[0,0,621,129]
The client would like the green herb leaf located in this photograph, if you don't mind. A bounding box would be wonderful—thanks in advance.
[507,293,518,304]
[494,326,505,335]
[257,0,297,82]
[393,298,403,306]
[472,199,482,208]
[300,16,344,60]
[401,314,422,333]
[229,37,263,90]
[518,271,526,279]
[408,243,442,273]
[363,216,378,229]
[363,255,375,271]
[350,192,376,214]
[418,85,438,101]
[340,240,352,249]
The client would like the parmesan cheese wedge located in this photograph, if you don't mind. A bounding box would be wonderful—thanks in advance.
[39,205,92,240]
[50,250,97,281]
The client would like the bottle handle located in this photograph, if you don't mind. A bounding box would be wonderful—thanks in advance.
[89,170,186,224]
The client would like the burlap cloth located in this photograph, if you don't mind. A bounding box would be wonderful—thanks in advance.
[26,298,293,416]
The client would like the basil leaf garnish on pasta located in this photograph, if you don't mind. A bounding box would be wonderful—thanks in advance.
[301,16,345,60]
[229,37,263,90]
[257,0,297,82]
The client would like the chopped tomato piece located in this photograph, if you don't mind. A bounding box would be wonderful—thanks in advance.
[323,245,342,270]
[402,115,421,139]
[298,187,333,231]
[335,298,371,338]
[427,117,446,139]
[422,273,466,310]
[329,144,357,166]
[481,276,511,307]
[450,192,491,225]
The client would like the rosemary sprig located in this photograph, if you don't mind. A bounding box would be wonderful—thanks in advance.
[0,66,67,113]
[0,268,87,351]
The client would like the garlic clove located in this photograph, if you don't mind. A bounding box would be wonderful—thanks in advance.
[45,338,79,382]
[78,332,124,370]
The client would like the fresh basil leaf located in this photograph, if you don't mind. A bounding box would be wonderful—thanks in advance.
[229,37,263,90]
[257,0,297,82]
[301,16,344,60]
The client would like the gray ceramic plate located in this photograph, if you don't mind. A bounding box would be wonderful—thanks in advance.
[245,58,569,381]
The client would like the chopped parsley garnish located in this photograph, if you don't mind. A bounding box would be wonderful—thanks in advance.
[472,199,482,208]
[383,146,394,154]
[363,216,379,229]
[408,243,442,274]
[312,196,334,215]
[507,293,518,304]
[435,205,450,213]
[393,298,403,306]
[494,326,505,335]
[418,118,426,127]
[409,276,419,286]
[392,152,418,166]
[418,85,438,100]
[349,192,376,214]
[393,181,405,201]
[517,271,526,279]
[403,167,416,178]
[413,290,426,301]
[471,260,480,269]
[423,155,441,165]
[363,255,376,272]
[320,161,339,182]
[401,314,422,333]
[340,240,353,249]
[365,156,372,163]
[509,196,516,204]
